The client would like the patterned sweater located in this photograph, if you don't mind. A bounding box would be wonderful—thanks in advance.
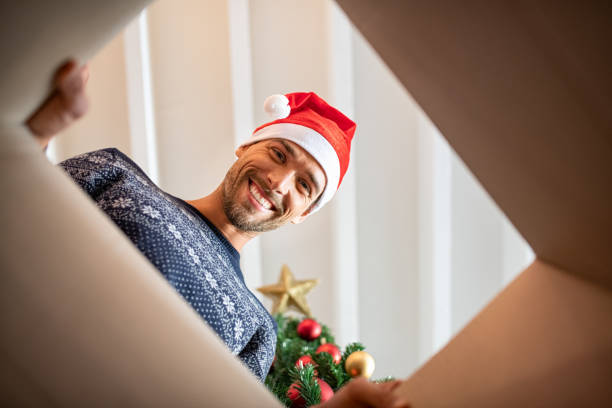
[59,148,276,381]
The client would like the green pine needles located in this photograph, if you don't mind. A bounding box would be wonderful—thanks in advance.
[265,314,370,407]
[289,364,320,406]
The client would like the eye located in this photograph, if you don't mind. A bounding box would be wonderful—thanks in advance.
[271,147,285,162]
[298,178,311,196]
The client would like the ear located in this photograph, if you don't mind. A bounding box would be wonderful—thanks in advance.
[235,144,248,158]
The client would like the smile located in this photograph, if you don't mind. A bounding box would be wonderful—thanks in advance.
[248,179,275,211]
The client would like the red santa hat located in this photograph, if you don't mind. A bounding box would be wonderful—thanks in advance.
[240,92,356,214]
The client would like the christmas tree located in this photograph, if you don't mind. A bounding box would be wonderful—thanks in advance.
[258,265,384,407]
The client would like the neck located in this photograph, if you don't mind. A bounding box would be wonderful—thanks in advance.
[186,185,258,252]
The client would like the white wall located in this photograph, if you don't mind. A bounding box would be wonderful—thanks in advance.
[50,0,534,381]
[51,33,132,161]
[352,28,421,377]
[147,0,236,198]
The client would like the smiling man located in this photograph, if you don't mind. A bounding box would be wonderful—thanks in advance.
[187,92,354,252]
[25,63,412,408]
[29,64,356,382]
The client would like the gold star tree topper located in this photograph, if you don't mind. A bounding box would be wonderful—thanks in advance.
[257,265,319,316]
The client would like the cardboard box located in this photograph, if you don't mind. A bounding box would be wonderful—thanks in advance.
[0,1,280,406]
[3,1,610,405]
[336,1,612,405]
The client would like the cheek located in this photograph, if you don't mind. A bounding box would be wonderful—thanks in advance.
[225,165,249,197]
[285,195,309,217]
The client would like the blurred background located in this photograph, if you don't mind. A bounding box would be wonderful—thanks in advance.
[48,0,534,379]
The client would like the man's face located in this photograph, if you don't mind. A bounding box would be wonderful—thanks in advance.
[222,139,326,232]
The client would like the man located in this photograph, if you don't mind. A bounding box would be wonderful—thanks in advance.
[29,60,353,381]
[27,62,410,407]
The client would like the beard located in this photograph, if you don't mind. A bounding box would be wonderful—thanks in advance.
[222,164,287,233]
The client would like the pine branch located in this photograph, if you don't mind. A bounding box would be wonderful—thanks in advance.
[336,342,365,388]
[267,315,385,405]
[312,352,337,388]
[319,323,335,345]
[314,351,351,390]
[341,342,365,364]
[290,365,320,407]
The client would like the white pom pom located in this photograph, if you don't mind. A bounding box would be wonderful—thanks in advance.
[263,94,290,120]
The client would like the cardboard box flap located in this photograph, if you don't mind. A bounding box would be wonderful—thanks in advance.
[397,260,612,406]
[0,1,281,405]
[0,0,150,124]
[336,1,612,287]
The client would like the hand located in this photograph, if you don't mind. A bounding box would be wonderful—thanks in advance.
[26,60,89,149]
[314,378,410,408]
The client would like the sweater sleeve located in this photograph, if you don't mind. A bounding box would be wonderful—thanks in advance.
[58,148,126,200]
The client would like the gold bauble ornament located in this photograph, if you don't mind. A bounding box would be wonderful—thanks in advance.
[345,351,375,379]
[257,265,319,316]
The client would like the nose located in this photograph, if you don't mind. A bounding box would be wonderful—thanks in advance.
[267,168,295,195]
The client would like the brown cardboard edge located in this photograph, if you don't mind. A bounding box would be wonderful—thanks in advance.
[394,260,612,406]
[335,0,612,288]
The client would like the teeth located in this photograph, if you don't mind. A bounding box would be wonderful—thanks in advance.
[249,182,272,210]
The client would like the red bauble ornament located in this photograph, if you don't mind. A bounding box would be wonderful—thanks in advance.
[287,382,305,408]
[295,355,316,369]
[297,318,322,340]
[318,378,334,403]
[316,343,342,364]
[287,379,334,407]
[295,355,318,376]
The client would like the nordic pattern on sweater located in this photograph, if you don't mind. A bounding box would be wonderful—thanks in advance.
[59,148,276,381]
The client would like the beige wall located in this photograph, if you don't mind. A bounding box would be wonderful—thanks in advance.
[147,0,235,198]
[53,33,131,161]
[353,28,421,375]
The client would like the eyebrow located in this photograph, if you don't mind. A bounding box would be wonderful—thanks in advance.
[279,140,322,196]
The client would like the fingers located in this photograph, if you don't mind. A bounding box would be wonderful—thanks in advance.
[26,59,90,147]
[315,378,411,408]
[378,380,402,393]
[55,61,89,119]
[348,378,410,408]
[52,60,77,83]
[378,380,410,407]
[81,64,90,84]
[55,63,85,91]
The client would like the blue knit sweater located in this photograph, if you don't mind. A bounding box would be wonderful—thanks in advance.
[60,148,276,381]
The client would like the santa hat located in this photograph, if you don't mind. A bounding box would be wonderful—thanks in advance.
[240,92,356,214]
